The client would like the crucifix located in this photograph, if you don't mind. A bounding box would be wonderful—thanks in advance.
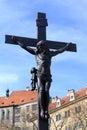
[5,12,77,130]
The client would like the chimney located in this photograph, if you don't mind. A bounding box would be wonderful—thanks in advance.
[6,89,9,98]
[26,86,30,91]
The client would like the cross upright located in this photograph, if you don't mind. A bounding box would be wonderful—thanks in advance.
[5,12,77,130]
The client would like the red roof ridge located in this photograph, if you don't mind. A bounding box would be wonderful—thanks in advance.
[76,87,87,92]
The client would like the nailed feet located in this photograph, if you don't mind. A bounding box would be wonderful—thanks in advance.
[40,110,49,119]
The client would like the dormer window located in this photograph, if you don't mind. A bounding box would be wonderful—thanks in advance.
[56,98,61,107]
[70,93,75,101]
[67,89,75,101]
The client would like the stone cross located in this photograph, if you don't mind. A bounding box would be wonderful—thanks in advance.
[5,12,77,130]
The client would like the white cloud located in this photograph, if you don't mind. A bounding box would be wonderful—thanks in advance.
[0,73,19,83]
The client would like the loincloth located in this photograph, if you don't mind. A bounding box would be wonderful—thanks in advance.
[37,71,52,82]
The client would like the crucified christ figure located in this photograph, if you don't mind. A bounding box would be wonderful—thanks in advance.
[12,37,70,119]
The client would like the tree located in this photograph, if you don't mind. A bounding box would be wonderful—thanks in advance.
[68,101,87,130]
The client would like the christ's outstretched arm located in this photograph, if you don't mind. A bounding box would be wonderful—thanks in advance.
[12,36,35,55]
[50,43,71,57]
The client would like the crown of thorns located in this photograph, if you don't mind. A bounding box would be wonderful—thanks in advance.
[36,40,46,47]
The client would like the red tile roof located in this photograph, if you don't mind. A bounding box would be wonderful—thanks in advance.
[49,87,87,111]
[76,87,87,97]
[0,90,38,107]
[0,87,87,108]
[61,87,87,105]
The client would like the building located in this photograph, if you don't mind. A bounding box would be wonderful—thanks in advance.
[49,87,87,130]
[0,87,87,130]
[0,88,38,130]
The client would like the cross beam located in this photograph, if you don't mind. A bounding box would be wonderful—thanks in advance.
[5,35,76,52]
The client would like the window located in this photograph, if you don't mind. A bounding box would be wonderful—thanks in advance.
[65,125,71,130]
[65,110,70,118]
[15,108,21,114]
[26,114,30,121]
[56,114,61,121]
[70,93,75,101]
[6,109,10,120]
[26,127,29,130]
[15,116,20,122]
[71,95,74,99]
[32,104,37,111]
[15,127,21,130]
[49,118,51,126]
[26,105,30,112]
[1,110,5,120]
[75,122,83,130]
[57,98,61,107]
[75,106,81,113]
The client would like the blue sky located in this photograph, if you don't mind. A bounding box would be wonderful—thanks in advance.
[0,0,87,97]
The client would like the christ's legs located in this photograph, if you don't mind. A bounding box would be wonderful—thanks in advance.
[37,77,51,119]
[44,81,51,118]
[38,77,45,118]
